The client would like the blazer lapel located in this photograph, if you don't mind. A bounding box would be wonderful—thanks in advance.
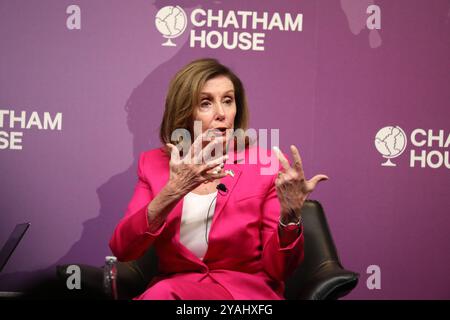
[209,163,241,228]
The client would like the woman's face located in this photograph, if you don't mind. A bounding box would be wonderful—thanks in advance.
[193,75,237,146]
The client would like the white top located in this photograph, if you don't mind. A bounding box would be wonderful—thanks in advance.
[180,191,218,260]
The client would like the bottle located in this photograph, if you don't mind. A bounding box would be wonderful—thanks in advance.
[103,256,118,299]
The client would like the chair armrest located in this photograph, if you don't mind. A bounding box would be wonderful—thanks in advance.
[113,261,150,299]
[286,260,359,300]
[284,200,360,300]
[57,260,149,300]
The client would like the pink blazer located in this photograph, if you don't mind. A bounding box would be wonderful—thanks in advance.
[109,146,304,300]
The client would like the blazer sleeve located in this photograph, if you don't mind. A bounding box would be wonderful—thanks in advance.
[260,173,305,282]
[109,152,167,261]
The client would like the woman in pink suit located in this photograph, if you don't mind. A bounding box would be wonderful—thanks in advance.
[109,58,328,300]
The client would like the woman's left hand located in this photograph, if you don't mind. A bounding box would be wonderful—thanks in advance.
[273,145,329,223]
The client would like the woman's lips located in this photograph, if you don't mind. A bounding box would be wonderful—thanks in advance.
[211,128,227,136]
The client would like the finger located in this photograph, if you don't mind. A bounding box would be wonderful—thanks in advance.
[309,174,329,189]
[275,175,283,187]
[166,143,180,162]
[204,169,228,181]
[212,169,229,178]
[196,135,226,163]
[201,154,229,171]
[206,163,223,175]
[273,146,290,171]
[190,131,210,161]
[290,145,305,177]
[275,171,284,182]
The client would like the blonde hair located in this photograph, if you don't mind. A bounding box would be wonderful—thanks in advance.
[159,58,249,150]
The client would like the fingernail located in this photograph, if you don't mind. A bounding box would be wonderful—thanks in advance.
[273,146,280,152]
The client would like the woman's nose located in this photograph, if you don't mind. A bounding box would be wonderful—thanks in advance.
[214,103,226,119]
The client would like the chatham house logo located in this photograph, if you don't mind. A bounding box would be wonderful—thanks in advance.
[374,126,407,166]
[155,6,188,46]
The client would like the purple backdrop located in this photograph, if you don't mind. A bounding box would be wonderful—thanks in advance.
[1,0,449,299]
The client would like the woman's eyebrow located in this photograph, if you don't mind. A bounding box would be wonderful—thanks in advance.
[200,90,235,97]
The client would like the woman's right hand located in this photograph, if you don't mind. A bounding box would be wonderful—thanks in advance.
[165,131,229,194]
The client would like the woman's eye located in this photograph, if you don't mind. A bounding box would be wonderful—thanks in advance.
[224,99,233,105]
[200,101,211,108]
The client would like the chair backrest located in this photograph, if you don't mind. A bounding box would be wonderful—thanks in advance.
[284,200,359,299]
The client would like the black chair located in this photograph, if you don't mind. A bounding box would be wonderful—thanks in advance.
[56,200,359,300]
[284,200,359,299]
